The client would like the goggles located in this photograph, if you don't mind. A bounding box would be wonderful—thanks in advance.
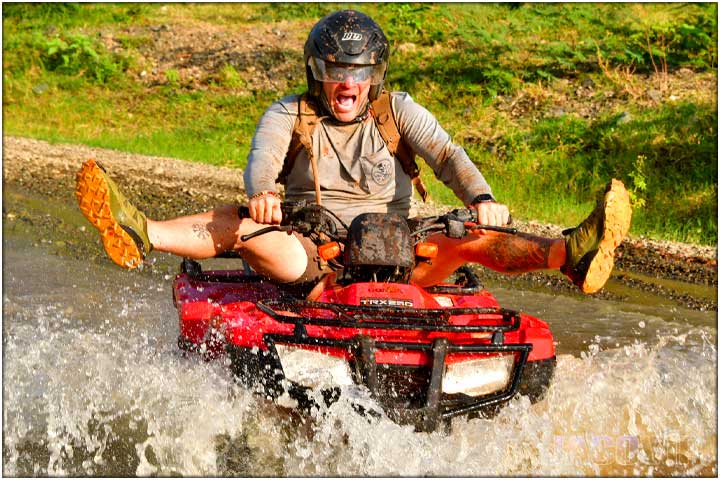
[308,57,386,85]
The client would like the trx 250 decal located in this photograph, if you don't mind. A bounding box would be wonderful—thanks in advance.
[360,297,414,307]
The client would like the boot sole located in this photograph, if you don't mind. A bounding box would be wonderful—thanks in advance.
[581,179,632,293]
[75,159,143,269]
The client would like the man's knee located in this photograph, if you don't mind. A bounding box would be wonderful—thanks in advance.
[238,231,308,283]
[274,235,308,282]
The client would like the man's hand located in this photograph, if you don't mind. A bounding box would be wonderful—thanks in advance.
[248,192,282,225]
[474,201,511,227]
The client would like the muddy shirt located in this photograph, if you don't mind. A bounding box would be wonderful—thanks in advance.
[244,92,493,226]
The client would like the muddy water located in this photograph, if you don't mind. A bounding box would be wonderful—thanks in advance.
[3,209,717,476]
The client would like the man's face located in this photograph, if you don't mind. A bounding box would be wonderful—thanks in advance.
[322,78,372,122]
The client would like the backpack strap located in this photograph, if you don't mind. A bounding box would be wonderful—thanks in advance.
[370,91,429,202]
[277,93,323,204]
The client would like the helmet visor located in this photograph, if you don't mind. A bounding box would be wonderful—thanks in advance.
[309,57,386,84]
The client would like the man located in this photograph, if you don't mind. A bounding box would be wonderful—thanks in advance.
[76,10,631,294]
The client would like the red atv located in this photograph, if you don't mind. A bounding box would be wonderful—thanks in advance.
[173,202,555,432]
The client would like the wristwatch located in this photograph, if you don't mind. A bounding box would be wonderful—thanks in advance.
[471,193,496,204]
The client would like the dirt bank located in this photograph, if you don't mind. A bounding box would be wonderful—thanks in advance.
[2,135,716,311]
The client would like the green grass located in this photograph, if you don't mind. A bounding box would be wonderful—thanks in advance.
[3,2,717,245]
[3,78,273,166]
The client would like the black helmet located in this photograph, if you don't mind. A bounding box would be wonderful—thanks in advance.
[304,10,389,102]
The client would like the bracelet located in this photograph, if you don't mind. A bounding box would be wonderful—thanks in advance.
[248,190,277,200]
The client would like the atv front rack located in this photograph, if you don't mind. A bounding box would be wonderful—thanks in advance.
[254,299,532,431]
[256,299,522,334]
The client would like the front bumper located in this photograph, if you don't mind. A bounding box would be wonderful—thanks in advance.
[222,299,550,432]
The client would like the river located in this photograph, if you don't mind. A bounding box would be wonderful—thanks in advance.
[2,197,717,476]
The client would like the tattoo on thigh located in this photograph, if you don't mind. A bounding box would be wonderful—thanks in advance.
[192,223,212,240]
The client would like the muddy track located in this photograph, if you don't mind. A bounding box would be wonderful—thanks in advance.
[2,135,716,311]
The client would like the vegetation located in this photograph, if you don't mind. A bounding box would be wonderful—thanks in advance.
[3,3,717,244]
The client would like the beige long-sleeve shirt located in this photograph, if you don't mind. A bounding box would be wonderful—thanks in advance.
[244,91,493,226]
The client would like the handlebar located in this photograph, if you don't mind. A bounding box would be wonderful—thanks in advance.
[240,201,516,243]
[413,207,517,239]
[240,202,344,243]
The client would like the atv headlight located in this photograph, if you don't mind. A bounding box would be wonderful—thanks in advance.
[442,355,514,397]
[274,344,354,390]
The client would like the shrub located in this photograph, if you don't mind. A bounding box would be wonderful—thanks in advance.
[39,33,129,84]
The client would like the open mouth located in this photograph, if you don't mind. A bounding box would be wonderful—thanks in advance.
[336,94,357,110]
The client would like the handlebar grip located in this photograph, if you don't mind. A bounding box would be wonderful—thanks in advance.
[470,205,513,226]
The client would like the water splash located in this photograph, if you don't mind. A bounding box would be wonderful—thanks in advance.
[3,247,717,476]
[271,329,716,476]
